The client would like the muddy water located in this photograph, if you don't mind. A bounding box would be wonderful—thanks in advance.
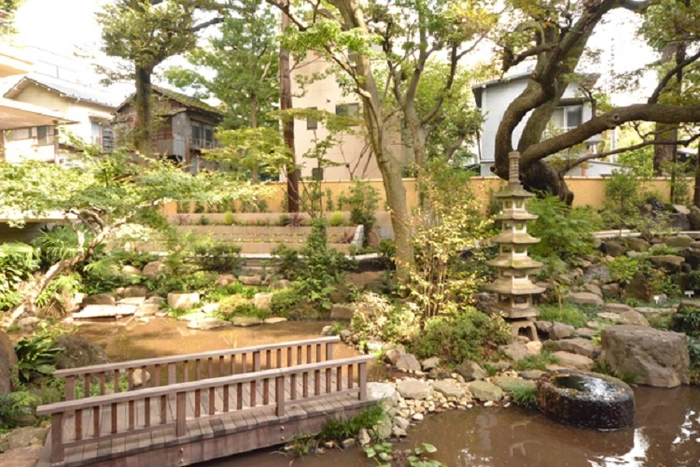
[75,321,700,466]
[75,319,359,361]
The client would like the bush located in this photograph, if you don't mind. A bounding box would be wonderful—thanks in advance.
[193,241,242,273]
[329,211,345,227]
[0,391,40,429]
[270,285,324,320]
[411,305,511,365]
[0,242,40,311]
[528,195,598,260]
[14,327,63,383]
[223,211,235,225]
[338,180,378,247]
[538,303,588,328]
[672,305,700,338]
[350,292,420,343]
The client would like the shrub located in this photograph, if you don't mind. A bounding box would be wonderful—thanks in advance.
[411,305,511,365]
[0,391,40,429]
[14,328,64,383]
[672,305,700,337]
[350,292,420,343]
[528,195,598,260]
[0,242,40,311]
[608,256,640,285]
[193,241,242,273]
[538,303,588,328]
[329,211,345,227]
[338,180,378,247]
[198,215,211,226]
[270,287,304,318]
[223,211,235,225]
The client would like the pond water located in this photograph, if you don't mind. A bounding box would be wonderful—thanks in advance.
[75,320,700,466]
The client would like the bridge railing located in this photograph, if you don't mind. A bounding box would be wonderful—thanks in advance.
[53,336,340,401]
[36,354,373,465]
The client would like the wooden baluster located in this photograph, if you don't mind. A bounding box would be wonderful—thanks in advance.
[241,354,247,373]
[358,361,367,401]
[325,342,334,362]
[207,357,214,379]
[223,385,230,412]
[303,372,309,398]
[160,395,167,424]
[250,380,257,407]
[236,383,243,410]
[326,368,332,393]
[128,400,135,430]
[297,346,302,365]
[314,369,321,396]
[144,397,151,427]
[348,364,354,389]
[111,403,118,434]
[168,362,177,385]
[84,373,92,397]
[265,349,271,370]
[75,409,83,441]
[316,344,322,363]
[219,356,225,377]
[287,347,292,367]
[276,348,282,369]
[276,375,285,417]
[306,345,312,364]
[153,364,161,388]
[141,365,147,388]
[176,391,186,437]
[336,366,342,392]
[65,375,75,401]
[263,378,270,405]
[230,354,236,375]
[114,370,121,393]
[195,389,201,417]
[209,387,216,415]
[291,373,297,400]
[253,351,261,372]
[183,361,190,383]
[195,359,201,381]
[93,406,100,438]
[50,413,64,463]
[99,372,106,395]
[127,368,134,391]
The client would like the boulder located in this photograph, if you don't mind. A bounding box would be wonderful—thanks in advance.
[329,284,352,303]
[668,213,691,231]
[396,378,432,400]
[269,279,291,291]
[142,261,169,278]
[253,292,273,311]
[345,271,384,289]
[82,293,116,307]
[122,286,148,298]
[499,342,531,362]
[564,292,604,307]
[603,240,627,257]
[549,323,575,340]
[201,303,220,314]
[0,426,48,453]
[689,206,700,230]
[329,304,355,321]
[0,331,17,396]
[543,338,599,359]
[118,297,146,306]
[601,325,689,387]
[167,292,200,310]
[551,351,594,371]
[395,354,421,372]
[525,340,542,355]
[455,361,486,381]
[574,328,597,339]
[132,369,150,387]
[663,235,693,248]
[432,380,466,398]
[367,382,399,407]
[383,348,403,365]
[649,255,685,273]
[137,303,160,315]
[230,316,262,327]
[617,310,650,327]
[421,357,440,371]
[582,265,611,284]
[601,283,621,298]
[263,317,288,325]
[623,272,652,302]
[121,265,143,277]
[187,318,232,330]
[468,380,503,402]
[0,446,43,466]
[215,274,236,287]
[582,284,603,297]
[55,335,110,370]
[145,296,165,305]
[626,238,650,252]
[604,303,633,314]
[238,275,263,286]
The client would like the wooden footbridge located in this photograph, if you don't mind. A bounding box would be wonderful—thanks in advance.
[36,337,374,466]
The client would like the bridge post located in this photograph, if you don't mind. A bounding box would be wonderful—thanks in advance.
[275,375,285,416]
[176,391,186,437]
[50,413,64,463]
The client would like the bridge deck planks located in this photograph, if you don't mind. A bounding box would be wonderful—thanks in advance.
[46,371,363,466]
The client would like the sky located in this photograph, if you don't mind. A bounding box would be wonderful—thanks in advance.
[11,0,657,106]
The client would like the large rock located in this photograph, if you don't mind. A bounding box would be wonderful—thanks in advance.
[187,318,232,330]
[0,446,43,467]
[142,261,169,278]
[269,279,291,291]
[551,351,594,371]
[432,380,466,398]
[253,292,273,311]
[617,310,649,327]
[564,292,604,307]
[649,255,685,273]
[367,382,399,407]
[549,323,575,340]
[689,206,700,230]
[493,376,535,393]
[0,331,17,396]
[167,292,200,310]
[623,272,652,302]
[82,293,116,307]
[663,235,693,248]
[396,378,432,400]
[395,354,421,372]
[626,238,650,252]
[543,338,599,359]
[238,275,263,286]
[0,426,48,453]
[498,342,531,362]
[55,335,110,370]
[122,285,148,298]
[604,303,633,314]
[468,380,503,402]
[601,325,689,388]
[230,316,262,327]
[345,271,383,289]
[329,304,355,321]
[603,240,627,257]
[455,361,486,381]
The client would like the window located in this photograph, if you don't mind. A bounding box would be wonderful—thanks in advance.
[550,105,583,131]
[335,103,359,118]
[306,107,318,130]
[204,125,214,147]
[35,126,54,146]
[191,121,202,146]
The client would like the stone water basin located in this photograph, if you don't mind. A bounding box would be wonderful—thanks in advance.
[536,370,635,430]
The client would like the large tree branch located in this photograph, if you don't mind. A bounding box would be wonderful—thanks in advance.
[649,48,700,104]
[522,103,700,164]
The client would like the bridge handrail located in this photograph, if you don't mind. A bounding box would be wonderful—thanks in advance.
[54,336,341,400]
[37,354,373,464]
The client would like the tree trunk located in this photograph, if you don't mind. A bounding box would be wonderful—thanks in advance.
[134,66,153,157]
[280,3,299,212]
[653,43,684,175]
[404,104,427,168]
[522,159,574,204]
[694,147,700,208]
[250,97,260,184]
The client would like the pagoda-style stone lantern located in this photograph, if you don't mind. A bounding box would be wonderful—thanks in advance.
[484,151,544,340]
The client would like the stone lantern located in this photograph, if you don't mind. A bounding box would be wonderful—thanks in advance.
[484,151,544,340]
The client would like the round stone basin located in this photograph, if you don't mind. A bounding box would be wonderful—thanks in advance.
[536,370,635,430]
